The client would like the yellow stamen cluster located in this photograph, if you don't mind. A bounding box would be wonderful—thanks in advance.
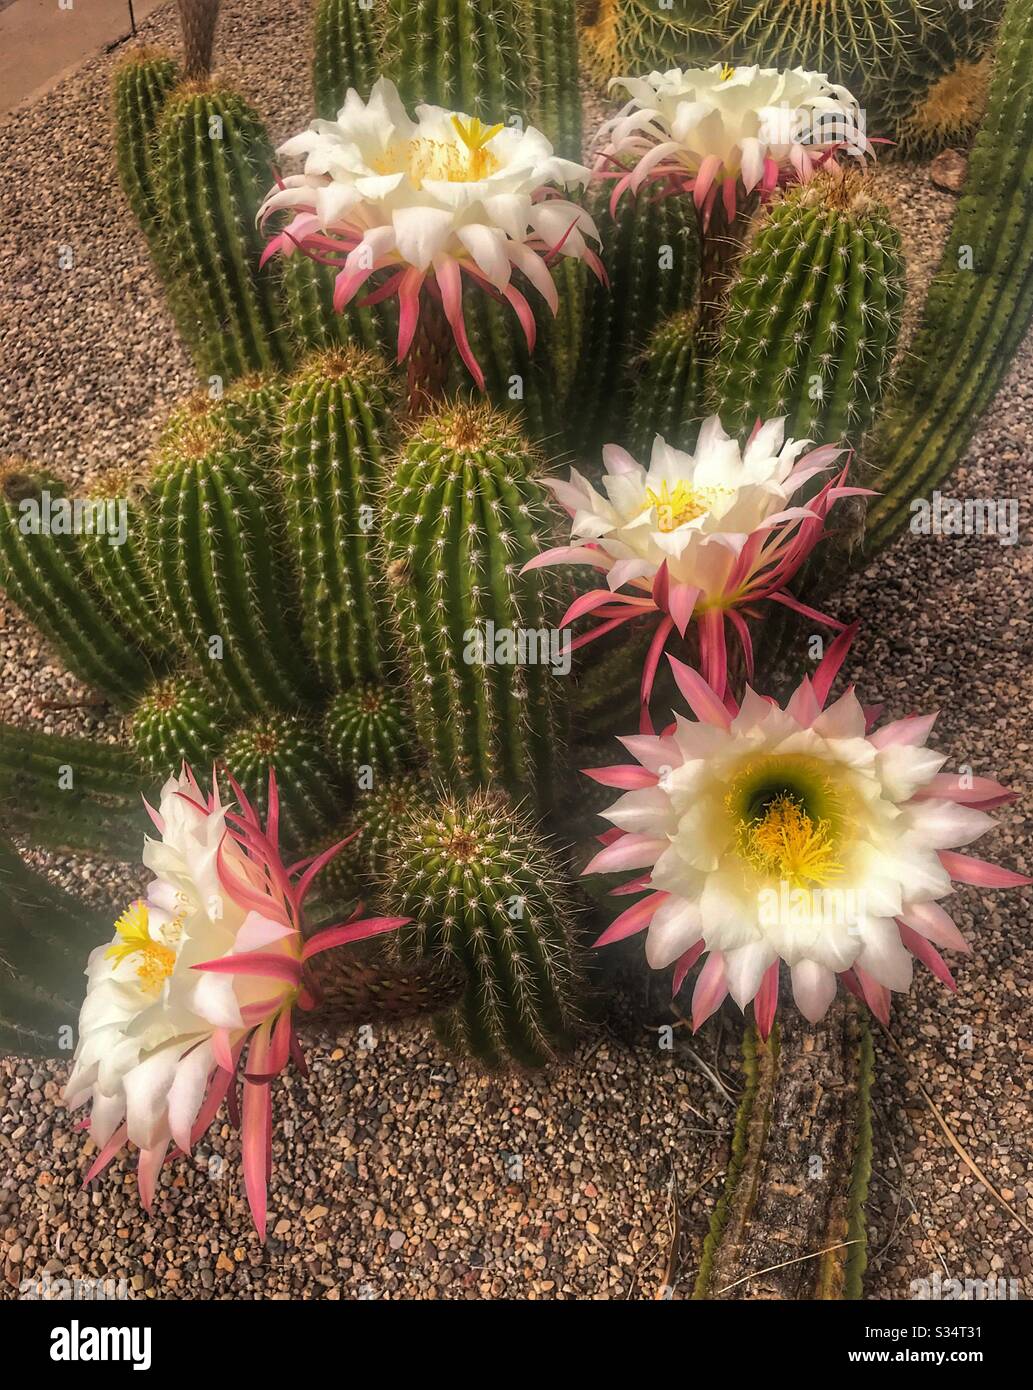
[720,64,737,83]
[372,116,503,188]
[106,901,176,992]
[643,479,728,533]
[738,794,842,888]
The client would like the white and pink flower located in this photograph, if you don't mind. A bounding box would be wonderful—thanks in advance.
[64,767,407,1239]
[583,632,1028,1034]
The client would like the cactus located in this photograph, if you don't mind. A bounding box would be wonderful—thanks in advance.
[865,0,1033,552]
[0,724,147,859]
[221,714,342,848]
[312,0,381,117]
[0,836,111,1056]
[712,175,906,450]
[525,0,582,160]
[382,403,566,813]
[131,673,228,774]
[895,54,992,158]
[385,0,530,121]
[0,462,154,706]
[388,792,584,1067]
[279,253,396,360]
[280,350,395,689]
[324,684,415,782]
[569,177,701,455]
[629,309,707,457]
[321,770,430,904]
[149,405,318,712]
[154,83,292,382]
[580,0,724,90]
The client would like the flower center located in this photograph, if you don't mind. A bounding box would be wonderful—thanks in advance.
[106,901,177,993]
[720,64,736,82]
[373,116,503,188]
[643,480,729,532]
[736,793,842,888]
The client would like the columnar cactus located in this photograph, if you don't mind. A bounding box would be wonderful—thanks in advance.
[149,408,317,712]
[866,0,1033,551]
[629,309,707,456]
[280,350,395,689]
[221,714,342,847]
[130,673,227,774]
[713,175,906,449]
[525,0,582,160]
[382,403,566,814]
[324,684,415,782]
[0,463,152,705]
[155,83,292,381]
[384,0,530,120]
[388,792,585,1067]
[570,179,701,454]
[312,0,381,117]
[280,254,395,360]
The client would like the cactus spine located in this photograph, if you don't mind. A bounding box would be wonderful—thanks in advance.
[280,351,395,689]
[713,176,905,448]
[385,0,530,121]
[630,310,707,457]
[569,180,700,454]
[313,0,381,117]
[525,0,582,160]
[131,674,227,774]
[155,84,292,381]
[0,464,153,705]
[865,0,1033,551]
[150,409,317,712]
[389,793,584,1067]
[382,404,565,813]
[221,714,341,847]
[324,684,415,782]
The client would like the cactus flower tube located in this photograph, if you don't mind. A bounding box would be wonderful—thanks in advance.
[583,633,1030,1035]
[63,767,408,1239]
[598,63,872,226]
[524,416,868,718]
[258,78,603,410]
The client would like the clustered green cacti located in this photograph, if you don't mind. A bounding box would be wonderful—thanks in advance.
[390,792,585,1067]
[713,174,906,449]
[865,0,1033,551]
[385,0,529,120]
[312,0,382,117]
[382,403,565,815]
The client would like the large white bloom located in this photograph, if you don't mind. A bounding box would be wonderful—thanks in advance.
[599,63,870,212]
[585,649,1027,1031]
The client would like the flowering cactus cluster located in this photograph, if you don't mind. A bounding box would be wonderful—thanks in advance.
[1,0,1030,1273]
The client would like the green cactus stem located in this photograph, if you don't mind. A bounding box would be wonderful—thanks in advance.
[525,0,582,159]
[221,714,342,849]
[131,673,228,775]
[324,684,415,783]
[385,0,530,122]
[279,253,397,361]
[280,350,395,688]
[312,0,381,117]
[713,174,906,450]
[382,402,566,814]
[388,791,584,1068]
[629,309,707,457]
[320,770,430,905]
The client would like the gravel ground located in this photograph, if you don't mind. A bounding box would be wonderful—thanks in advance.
[1,0,1031,1301]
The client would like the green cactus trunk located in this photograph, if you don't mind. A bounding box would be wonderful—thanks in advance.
[0,465,153,706]
[324,684,415,784]
[279,253,397,361]
[629,309,707,457]
[312,0,381,117]
[382,404,566,814]
[388,792,585,1068]
[525,0,582,159]
[131,673,228,775]
[0,836,111,1057]
[155,83,292,382]
[280,350,395,689]
[149,410,317,713]
[569,180,701,457]
[713,175,906,451]
[385,0,530,121]
[864,0,1033,552]
[221,714,342,850]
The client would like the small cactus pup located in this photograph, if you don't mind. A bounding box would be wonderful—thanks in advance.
[257,77,601,415]
[312,0,381,117]
[155,81,292,382]
[319,770,431,907]
[221,714,342,851]
[712,173,906,450]
[387,792,585,1068]
[382,402,568,815]
[131,673,228,775]
[279,350,396,689]
[324,684,416,785]
[384,0,530,120]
